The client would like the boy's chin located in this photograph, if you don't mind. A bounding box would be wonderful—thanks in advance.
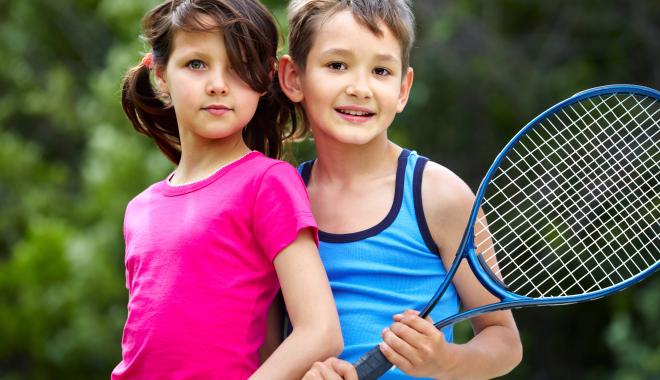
[329,128,387,146]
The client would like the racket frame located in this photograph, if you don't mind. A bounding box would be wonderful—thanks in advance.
[354,84,660,379]
[426,84,660,327]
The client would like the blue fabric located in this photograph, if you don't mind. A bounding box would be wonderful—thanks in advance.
[299,150,460,380]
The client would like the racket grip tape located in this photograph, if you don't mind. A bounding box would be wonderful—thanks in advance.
[353,345,394,380]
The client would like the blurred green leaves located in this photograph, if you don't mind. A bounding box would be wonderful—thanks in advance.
[0,1,658,379]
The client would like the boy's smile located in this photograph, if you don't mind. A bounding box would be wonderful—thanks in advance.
[334,105,376,123]
[298,9,413,146]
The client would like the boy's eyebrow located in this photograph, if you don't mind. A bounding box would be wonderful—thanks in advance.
[319,48,400,63]
[374,53,400,63]
[319,48,354,58]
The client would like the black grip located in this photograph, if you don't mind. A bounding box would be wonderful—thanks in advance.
[353,345,393,380]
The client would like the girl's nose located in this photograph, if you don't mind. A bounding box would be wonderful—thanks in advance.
[207,72,229,96]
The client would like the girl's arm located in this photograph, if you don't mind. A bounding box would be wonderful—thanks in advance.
[259,291,284,363]
[379,162,522,380]
[250,228,343,380]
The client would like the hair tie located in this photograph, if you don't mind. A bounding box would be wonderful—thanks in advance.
[141,52,153,69]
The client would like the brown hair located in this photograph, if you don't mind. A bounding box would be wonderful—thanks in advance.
[122,0,300,163]
[287,0,416,72]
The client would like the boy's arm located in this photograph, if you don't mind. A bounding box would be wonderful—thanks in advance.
[250,228,343,380]
[379,162,522,380]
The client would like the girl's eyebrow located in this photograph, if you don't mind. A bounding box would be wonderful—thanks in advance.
[173,47,212,60]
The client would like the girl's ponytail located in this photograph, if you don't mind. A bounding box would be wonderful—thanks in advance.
[121,62,181,164]
[244,68,303,160]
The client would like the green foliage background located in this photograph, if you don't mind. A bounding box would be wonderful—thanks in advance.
[0,1,657,379]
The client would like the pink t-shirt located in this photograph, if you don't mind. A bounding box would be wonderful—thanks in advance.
[112,152,318,379]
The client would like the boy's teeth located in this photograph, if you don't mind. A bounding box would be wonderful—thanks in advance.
[339,109,370,116]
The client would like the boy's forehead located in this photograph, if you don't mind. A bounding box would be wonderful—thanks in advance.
[312,10,403,59]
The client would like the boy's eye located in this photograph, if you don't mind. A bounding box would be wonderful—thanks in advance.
[327,62,347,70]
[374,67,391,76]
[187,60,206,70]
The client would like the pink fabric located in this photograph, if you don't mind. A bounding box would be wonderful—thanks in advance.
[112,152,318,380]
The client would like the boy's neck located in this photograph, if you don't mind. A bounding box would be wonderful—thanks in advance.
[313,138,401,184]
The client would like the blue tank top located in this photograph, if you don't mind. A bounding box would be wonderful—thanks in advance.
[299,149,460,380]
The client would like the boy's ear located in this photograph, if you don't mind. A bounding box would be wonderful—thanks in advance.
[278,55,304,103]
[396,67,414,113]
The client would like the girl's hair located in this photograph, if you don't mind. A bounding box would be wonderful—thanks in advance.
[287,0,416,72]
[122,0,300,163]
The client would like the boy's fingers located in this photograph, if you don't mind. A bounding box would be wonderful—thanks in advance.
[388,321,428,350]
[398,314,443,338]
[328,357,359,380]
[302,361,343,380]
[301,363,321,380]
[318,360,344,380]
[379,342,414,374]
[393,309,420,321]
[382,326,419,358]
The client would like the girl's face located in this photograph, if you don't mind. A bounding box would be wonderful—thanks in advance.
[156,27,261,146]
[295,10,413,146]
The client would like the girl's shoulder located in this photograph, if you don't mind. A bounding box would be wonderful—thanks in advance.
[248,154,302,181]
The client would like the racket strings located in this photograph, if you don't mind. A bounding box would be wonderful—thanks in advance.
[498,96,656,296]
[480,95,657,242]
[492,113,658,296]
[489,106,659,285]
[479,95,658,264]
[474,93,659,298]
[508,96,656,296]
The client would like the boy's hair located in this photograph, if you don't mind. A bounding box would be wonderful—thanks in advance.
[122,0,300,163]
[287,0,416,71]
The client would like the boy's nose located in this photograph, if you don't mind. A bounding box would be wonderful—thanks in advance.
[345,70,373,99]
[346,83,372,99]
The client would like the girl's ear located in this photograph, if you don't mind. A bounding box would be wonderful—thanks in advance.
[154,66,169,95]
[396,67,414,113]
[278,55,304,103]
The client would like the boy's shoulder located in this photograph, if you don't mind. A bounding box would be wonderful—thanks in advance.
[420,159,475,218]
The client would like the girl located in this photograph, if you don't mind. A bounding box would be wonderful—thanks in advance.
[113,1,341,379]
[278,0,522,379]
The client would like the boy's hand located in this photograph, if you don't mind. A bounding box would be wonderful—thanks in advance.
[301,357,358,380]
[380,309,458,380]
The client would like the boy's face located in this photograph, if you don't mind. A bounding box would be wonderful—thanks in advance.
[298,10,413,146]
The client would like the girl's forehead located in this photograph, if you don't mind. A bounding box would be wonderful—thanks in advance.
[171,28,224,49]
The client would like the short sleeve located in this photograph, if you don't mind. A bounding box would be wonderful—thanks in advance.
[253,162,319,261]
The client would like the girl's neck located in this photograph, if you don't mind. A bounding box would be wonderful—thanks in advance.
[172,132,251,185]
[312,134,401,185]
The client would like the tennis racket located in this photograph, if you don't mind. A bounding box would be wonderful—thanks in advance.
[354,84,660,379]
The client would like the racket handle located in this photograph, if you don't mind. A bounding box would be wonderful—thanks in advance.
[353,345,393,380]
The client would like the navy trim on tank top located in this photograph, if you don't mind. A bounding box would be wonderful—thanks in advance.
[412,157,440,255]
[300,149,410,243]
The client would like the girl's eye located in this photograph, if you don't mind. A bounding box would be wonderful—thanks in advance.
[374,67,391,76]
[328,62,347,70]
[187,60,206,70]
